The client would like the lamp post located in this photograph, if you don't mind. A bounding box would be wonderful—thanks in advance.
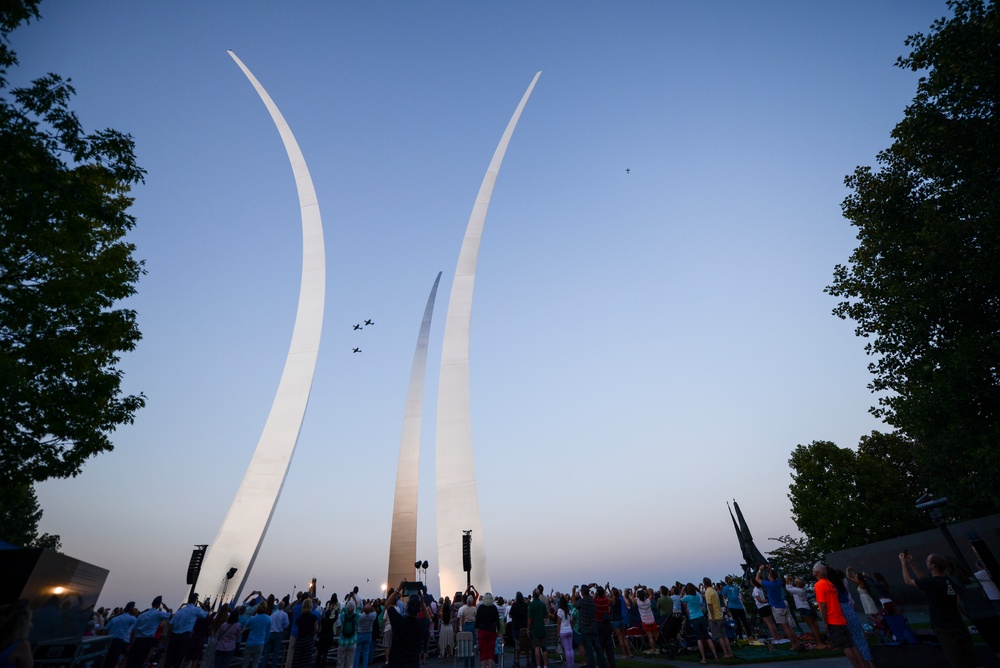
[916,491,972,573]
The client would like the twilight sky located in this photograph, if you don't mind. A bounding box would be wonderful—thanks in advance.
[14,0,946,607]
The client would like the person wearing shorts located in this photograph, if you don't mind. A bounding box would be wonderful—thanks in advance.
[721,577,751,640]
[680,584,717,665]
[755,566,802,651]
[527,590,549,668]
[609,589,631,658]
[752,584,779,641]
[786,577,825,646]
[814,564,865,668]
[702,579,734,659]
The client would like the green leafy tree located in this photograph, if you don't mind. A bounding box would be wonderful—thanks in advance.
[826,0,1000,519]
[0,484,61,550]
[765,535,823,580]
[788,436,932,555]
[0,1,145,545]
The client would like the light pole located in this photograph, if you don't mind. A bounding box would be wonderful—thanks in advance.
[916,491,972,572]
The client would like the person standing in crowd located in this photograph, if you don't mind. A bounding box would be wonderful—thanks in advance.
[102,603,137,668]
[495,597,508,640]
[814,563,865,668]
[755,566,802,651]
[721,577,750,641]
[555,597,574,668]
[475,594,500,668]
[263,601,289,668]
[164,594,208,668]
[244,602,274,668]
[508,593,528,668]
[846,568,881,620]
[527,590,550,668]
[385,581,429,668]
[337,599,358,668]
[901,552,981,668]
[457,594,478,668]
[829,568,875,668]
[437,598,454,661]
[125,597,172,668]
[214,609,243,668]
[292,600,319,668]
[703,579,734,660]
[318,599,340,668]
[751,578,779,641]
[632,587,657,654]
[593,585,616,668]
[354,600,378,668]
[785,577,825,647]
[574,585,607,668]
[608,589,631,659]
[680,583,716,665]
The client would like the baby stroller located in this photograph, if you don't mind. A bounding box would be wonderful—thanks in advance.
[655,615,684,659]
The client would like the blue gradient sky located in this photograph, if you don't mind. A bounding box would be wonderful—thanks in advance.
[14,1,945,607]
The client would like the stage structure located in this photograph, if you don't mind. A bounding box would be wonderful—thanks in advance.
[197,51,326,604]
[387,272,443,587]
[435,73,541,597]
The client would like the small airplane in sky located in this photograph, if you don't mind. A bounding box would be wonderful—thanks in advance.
[364,319,374,326]
[353,324,362,330]
[353,348,361,353]
[626,168,631,174]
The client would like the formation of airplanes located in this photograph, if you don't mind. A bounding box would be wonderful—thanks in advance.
[352,318,374,353]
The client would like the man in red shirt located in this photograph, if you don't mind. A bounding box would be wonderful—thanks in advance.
[812,563,866,668]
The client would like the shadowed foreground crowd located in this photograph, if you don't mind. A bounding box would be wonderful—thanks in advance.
[3,551,999,668]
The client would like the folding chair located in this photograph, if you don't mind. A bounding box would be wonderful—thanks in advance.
[514,629,532,667]
[624,626,646,654]
[455,631,476,668]
[544,624,561,663]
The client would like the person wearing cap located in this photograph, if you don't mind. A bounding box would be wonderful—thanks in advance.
[163,593,207,668]
[101,603,137,668]
[384,580,428,668]
[124,597,172,668]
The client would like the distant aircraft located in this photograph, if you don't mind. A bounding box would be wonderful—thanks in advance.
[353,324,362,330]
[364,319,374,326]
[626,168,631,174]
[352,348,361,353]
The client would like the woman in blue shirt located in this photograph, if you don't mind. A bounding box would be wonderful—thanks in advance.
[680,584,717,665]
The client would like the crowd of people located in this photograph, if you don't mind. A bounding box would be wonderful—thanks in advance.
[3,551,999,668]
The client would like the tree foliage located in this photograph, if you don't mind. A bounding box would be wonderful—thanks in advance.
[826,0,1000,519]
[787,435,932,556]
[765,535,824,580]
[0,1,145,544]
[0,483,61,550]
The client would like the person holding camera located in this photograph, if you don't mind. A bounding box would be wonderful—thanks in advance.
[900,552,980,668]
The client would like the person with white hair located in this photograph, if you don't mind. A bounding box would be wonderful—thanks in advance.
[337,598,358,668]
[457,594,478,668]
[475,594,500,668]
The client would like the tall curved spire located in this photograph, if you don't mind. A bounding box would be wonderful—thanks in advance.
[387,272,443,588]
[436,73,541,598]
[197,51,326,604]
